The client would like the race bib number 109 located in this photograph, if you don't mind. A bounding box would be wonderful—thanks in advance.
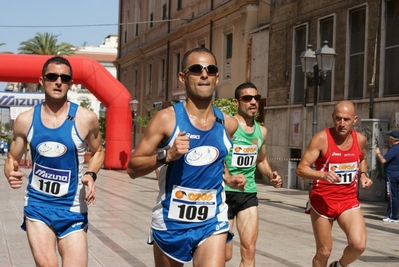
[168,186,216,222]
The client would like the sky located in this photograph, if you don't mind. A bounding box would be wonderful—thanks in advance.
[0,0,119,90]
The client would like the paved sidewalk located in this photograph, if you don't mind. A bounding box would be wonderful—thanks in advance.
[0,157,398,266]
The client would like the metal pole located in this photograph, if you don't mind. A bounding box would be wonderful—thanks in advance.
[133,111,137,149]
[312,64,319,136]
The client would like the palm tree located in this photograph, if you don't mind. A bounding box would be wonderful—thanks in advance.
[18,32,75,55]
[0,43,13,54]
[17,32,75,92]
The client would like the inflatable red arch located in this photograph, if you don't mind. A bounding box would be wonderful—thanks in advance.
[0,54,132,170]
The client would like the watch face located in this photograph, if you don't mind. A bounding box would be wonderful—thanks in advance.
[157,150,166,160]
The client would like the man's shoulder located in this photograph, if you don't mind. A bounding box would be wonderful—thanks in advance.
[76,105,97,122]
[353,130,367,144]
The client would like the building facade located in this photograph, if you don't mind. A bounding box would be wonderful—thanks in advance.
[115,0,399,191]
[71,34,118,117]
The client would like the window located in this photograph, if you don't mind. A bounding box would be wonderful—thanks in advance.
[176,53,181,73]
[159,58,166,95]
[146,63,153,97]
[348,7,366,99]
[134,69,138,86]
[123,13,128,43]
[177,0,182,11]
[319,17,334,102]
[150,12,154,28]
[224,33,233,79]
[293,26,307,104]
[162,3,167,20]
[384,0,399,96]
[173,52,181,94]
[149,0,154,28]
[226,33,233,60]
[133,68,138,97]
[134,3,140,36]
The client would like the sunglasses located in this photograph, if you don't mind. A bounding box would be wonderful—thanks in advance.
[183,64,219,75]
[239,95,261,102]
[44,73,72,83]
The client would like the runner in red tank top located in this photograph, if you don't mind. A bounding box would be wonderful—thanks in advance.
[296,100,373,267]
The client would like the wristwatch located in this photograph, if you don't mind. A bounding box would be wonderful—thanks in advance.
[84,171,97,182]
[157,149,168,164]
[359,171,369,178]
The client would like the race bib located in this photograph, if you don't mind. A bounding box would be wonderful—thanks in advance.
[168,185,217,222]
[231,144,258,168]
[30,163,71,197]
[329,162,358,184]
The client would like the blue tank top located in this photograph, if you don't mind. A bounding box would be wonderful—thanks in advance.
[25,102,87,213]
[152,102,232,230]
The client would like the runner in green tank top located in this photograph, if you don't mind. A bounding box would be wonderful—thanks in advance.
[225,82,282,267]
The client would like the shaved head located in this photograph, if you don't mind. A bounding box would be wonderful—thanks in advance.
[333,100,356,116]
[331,100,358,137]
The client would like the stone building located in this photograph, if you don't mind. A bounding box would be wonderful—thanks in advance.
[115,0,399,194]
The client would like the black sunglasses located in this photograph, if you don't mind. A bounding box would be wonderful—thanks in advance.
[45,73,72,83]
[239,95,261,102]
[183,64,219,75]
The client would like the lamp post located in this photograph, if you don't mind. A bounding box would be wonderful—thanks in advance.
[98,106,106,147]
[129,98,139,151]
[99,106,106,119]
[300,41,336,136]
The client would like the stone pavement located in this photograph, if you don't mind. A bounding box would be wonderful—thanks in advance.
[0,156,398,267]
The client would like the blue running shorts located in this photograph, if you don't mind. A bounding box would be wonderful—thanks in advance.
[149,221,233,263]
[22,205,88,238]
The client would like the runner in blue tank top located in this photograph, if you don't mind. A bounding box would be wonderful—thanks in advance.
[4,56,104,267]
[128,47,246,267]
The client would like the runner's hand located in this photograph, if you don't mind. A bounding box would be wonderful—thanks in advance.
[270,171,282,188]
[82,174,96,205]
[8,161,24,189]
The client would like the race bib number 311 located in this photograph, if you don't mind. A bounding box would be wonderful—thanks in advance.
[329,162,358,184]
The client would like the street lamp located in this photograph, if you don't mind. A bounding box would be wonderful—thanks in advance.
[300,41,336,136]
[99,106,106,119]
[98,105,106,148]
[129,98,139,151]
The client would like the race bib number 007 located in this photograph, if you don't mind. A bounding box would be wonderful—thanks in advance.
[231,144,258,168]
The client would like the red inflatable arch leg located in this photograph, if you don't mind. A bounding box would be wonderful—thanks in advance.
[0,54,132,170]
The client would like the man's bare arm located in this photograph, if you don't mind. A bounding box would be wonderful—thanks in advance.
[82,109,105,173]
[4,110,32,188]
[127,107,176,179]
[256,126,282,187]
[296,131,329,181]
[357,132,373,189]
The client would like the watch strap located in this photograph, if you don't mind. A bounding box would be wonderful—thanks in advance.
[157,149,167,164]
[84,171,97,182]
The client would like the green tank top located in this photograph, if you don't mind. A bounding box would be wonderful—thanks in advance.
[225,121,263,193]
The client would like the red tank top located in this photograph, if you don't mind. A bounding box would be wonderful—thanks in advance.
[312,128,362,199]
